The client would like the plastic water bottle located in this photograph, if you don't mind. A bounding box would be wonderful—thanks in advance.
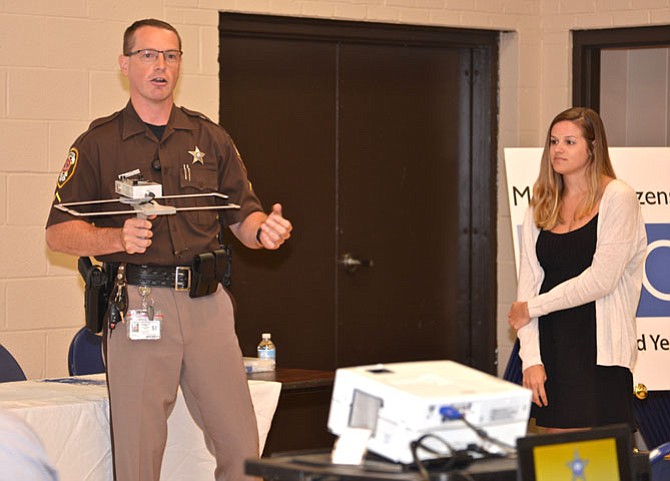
[257,333,276,370]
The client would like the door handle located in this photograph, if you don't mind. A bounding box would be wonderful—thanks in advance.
[339,253,374,274]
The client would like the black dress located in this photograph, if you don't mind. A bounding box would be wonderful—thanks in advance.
[533,214,634,428]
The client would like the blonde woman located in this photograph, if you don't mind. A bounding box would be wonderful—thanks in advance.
[508,107,647,432]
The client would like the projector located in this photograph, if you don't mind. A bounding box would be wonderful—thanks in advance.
[327,360,532,464]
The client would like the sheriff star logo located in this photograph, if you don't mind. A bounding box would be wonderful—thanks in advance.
[188,146,205,165]
[566,449,588,481]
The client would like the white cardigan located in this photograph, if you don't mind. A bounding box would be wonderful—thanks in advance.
[516,179,647,372]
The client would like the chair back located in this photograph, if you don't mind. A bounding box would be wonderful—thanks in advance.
[649,441,670,481]
[68,327,105,376]
[0,344,27,382]
[502,339,523,385]
[636,391,670,451]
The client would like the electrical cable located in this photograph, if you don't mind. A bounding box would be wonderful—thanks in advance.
[439,406,516,454]
[408,405,518,480]
[410,434,480,481]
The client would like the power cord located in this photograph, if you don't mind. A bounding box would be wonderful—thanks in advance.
[439,406,517,454]
[409,405,517,480]
[410,434,476,481]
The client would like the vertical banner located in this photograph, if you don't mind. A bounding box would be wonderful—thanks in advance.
[505,147,670,391]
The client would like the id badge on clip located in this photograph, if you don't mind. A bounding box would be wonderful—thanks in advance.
[127,309,162,341]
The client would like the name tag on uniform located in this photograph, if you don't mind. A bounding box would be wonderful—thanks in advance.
[127,309,162,341]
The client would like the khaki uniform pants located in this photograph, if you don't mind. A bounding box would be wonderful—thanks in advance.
[106,285,259,481]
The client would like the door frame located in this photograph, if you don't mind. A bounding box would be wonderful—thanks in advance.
[573,25,670,110]
[219,13,500,373]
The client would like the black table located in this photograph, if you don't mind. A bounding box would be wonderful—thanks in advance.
[246,452,517,481]
[246,450,652,481]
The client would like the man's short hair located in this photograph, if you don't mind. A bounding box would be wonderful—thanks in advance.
[123,19,182,55]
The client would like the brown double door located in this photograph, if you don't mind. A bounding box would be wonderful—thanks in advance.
[219,14,498,373]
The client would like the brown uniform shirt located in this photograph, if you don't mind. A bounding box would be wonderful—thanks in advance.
[46,102,263,266]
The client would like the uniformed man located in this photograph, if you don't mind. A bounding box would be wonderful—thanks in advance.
[45,18,292,481]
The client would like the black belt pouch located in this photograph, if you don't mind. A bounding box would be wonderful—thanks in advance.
[78,257,110,333]
[189,249,228,298]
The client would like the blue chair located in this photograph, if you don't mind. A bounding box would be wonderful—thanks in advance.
[635,391,670,450]
[502,339,523,385]
[67,327,105,376]
[650,441,670,481]
[0,344,27,382]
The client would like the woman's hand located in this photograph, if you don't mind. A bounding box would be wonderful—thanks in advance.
[508,301,531,330]
[523,364,548,407]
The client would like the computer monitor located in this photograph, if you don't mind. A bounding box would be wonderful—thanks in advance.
[516,424,633,481]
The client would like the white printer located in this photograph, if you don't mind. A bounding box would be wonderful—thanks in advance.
[327,360,532,464]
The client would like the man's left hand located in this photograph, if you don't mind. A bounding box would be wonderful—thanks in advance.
[257,203,292,250]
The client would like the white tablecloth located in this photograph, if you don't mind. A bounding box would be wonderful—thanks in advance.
[0,375,281,481]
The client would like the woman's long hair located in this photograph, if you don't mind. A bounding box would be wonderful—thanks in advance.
[531,107,616,229]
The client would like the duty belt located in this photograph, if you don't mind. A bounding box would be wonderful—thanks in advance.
[124,264,192,291]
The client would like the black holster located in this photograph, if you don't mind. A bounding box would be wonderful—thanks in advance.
[78,257,111,333]
[189,248,230,298]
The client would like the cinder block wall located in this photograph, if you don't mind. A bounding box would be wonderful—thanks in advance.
[0,0,668,379]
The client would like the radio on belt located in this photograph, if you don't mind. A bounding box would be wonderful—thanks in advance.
[327,360,532,464]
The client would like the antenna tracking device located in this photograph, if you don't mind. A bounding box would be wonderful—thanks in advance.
[54,169,240,218]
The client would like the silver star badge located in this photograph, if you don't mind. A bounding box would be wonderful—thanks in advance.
[188,146,205,165]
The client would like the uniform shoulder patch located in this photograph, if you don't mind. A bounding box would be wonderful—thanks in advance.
[58,148,78,188]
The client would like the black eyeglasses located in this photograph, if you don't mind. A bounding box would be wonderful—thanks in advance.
[125,49,183,63]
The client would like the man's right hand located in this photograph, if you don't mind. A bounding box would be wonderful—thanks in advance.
[121,217,154,254]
